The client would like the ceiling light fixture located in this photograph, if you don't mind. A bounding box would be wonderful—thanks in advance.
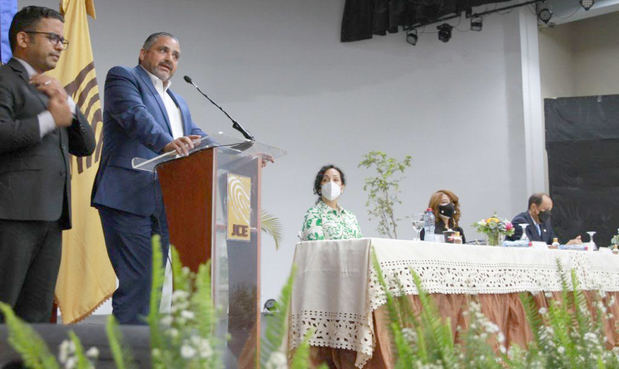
[470,16,483,32]
[579,0,595,11]
[406,29,418,46]
[437,23,453,43]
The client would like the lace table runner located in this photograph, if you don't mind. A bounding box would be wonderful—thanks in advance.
[288,238,619,368]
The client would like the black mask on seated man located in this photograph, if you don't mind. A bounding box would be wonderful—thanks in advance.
[438,203,455,218]
[538,210,551,223]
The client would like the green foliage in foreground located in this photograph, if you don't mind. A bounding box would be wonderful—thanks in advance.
[2,240,618,369]
[372,251,619,369]
[0,237,312,369]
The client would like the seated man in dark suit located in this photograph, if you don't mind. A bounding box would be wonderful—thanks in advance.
[507,193,581,245]
[0,6,95,322]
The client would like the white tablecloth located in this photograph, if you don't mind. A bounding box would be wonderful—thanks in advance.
[288,238,619,368]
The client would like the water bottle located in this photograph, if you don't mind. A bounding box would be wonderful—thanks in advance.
[423,208,435,242]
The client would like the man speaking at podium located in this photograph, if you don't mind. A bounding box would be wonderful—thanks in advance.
[92,32,212,324]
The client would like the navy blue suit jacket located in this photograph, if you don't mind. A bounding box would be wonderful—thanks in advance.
[507,211,556,245]
[92,65,209,216]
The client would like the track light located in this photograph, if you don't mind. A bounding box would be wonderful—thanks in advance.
[406,29,418,46]
[537,6,552,24]
[437,23,453,43]
[579,0,594,10]
[470,16,483,32]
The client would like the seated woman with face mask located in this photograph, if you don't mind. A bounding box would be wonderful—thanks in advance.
[420,189,466,243]
[300,165,363,241]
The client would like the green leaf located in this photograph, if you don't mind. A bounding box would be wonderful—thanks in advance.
[146,235,165,353]
[105,315,137,369]
[0,302,59,369]
[261,209,283,250]
[260,265,296,368]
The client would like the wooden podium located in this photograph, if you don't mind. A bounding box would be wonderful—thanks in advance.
[132,133,285,368]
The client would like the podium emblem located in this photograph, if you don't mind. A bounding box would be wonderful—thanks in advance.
[227,173,252,241]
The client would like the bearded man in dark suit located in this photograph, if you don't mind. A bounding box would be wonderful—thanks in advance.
[0,6,95,322]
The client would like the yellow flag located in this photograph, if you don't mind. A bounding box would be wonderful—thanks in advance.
[48,0,116,323]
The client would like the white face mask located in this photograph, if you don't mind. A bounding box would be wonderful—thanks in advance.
[321,181,342,201]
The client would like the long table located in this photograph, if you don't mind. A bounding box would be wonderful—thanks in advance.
[288,238,619,368]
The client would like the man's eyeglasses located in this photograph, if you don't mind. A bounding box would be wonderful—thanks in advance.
[24,31,69,49]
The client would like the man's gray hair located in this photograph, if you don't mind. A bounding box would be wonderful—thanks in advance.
[142,32,178,50]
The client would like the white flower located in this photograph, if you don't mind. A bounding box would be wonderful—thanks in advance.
[484,322,500,334]
[160,315,173,326]
[59,340,71,363]
[401,328,417,343]
[584,332,598,342]
[172,290,190,302]
[499,345,506,354]
[557,346,565,354]
[152,348,161,358]
[65,357,76,369]
[199,341,213,359]
[85,347,99,360]
[497,332,505,343]
[538,307,548,315]
[181,310,195,320]
[544,292,553,298]
[167,328,179,338]
[265,351,287,369]
[181,344,197,359]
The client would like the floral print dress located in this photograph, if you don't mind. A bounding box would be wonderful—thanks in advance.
[300,200,363,241]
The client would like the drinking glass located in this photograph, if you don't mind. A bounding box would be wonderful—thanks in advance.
[586,231,596,251]
[519,224,529,241]
[411,213,425,241]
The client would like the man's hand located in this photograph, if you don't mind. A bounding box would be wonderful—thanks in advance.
[259,153,275,168]
[48,95,73,128]
[163,135,201,156]
[31,75,68,101]
[566,235,582,245]
[32,75,72,127]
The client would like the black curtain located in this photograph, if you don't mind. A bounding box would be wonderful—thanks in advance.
[341,0,512,42]
[545,95,619,246]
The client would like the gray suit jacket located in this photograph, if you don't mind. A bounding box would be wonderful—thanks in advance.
[0,58,95,229]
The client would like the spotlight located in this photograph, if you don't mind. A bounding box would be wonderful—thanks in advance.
[437,23,453,43]
[537,6,552,24]
[470,16,483,32]
[579,0,594,10]
[406,29,418,46]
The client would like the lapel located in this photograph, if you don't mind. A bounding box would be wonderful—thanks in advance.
[135,66,173,136]
[8,58,49,109]
[167,89,188,135]
[525,212,542,241]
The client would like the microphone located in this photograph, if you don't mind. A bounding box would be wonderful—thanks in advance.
[183,75,254,141]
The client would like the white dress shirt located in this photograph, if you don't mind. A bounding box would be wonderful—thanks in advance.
[141,66,184,139]
[14,57,77,138]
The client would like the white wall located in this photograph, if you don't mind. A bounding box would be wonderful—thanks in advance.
[21,0,531,308]
[539,11,619,98]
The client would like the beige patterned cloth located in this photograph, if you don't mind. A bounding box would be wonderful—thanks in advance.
[289,238,619,368]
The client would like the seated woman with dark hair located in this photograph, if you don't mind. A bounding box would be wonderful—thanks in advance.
[420,189,466,243]
[300,165,362,241]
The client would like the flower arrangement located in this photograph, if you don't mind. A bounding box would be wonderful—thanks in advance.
[473,214,515,246]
